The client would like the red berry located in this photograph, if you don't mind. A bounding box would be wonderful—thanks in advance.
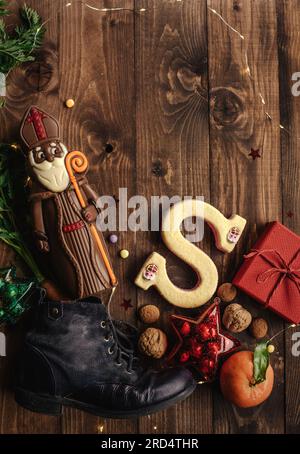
[196,323,210,340]
[192,343,203,358]
[197,323,218,340]
[209,326,217,339]
[180,351,190,363]
[180,321,191,336]
[198,357,216,377]
[207,341,220,357]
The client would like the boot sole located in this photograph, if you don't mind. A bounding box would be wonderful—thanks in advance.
[15,383,196,419]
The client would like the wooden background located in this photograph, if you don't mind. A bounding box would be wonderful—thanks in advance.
[0,0,299,434]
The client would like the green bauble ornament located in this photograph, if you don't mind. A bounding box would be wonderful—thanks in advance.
[3,284,18,301]
[0,267,36,325]
[10,302,24,317]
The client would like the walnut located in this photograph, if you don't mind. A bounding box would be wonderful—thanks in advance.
[217,283,237,303]
[139,304,160,324]
[222,303,252,333]
[250,318,268,339]
[138,328,168,359]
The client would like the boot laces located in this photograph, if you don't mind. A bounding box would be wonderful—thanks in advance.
[101,317,140,374]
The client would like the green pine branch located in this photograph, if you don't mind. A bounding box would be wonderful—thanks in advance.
[0,3,45,74]
[0,1,9,17]
[0,143,44,283]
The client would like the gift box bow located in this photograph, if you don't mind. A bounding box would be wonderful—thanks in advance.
[244,248,300,307]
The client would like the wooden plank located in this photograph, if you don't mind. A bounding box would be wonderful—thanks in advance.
[277,0,300,434]
[135,0,212,434]
[0,0,62,435]
[1,0,298,435]
[0,0,137,434]
[54,0,137,434]
[207,0,284,433]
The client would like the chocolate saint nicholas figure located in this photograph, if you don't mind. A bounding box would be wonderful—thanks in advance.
[20,106,115,300]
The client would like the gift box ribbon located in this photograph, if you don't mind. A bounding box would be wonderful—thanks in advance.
[244,248,300,306]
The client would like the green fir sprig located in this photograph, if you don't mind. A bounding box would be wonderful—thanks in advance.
[0,2,45,74]
[0,2,45,107]
[0,143,44,283]
[0,1,9,16]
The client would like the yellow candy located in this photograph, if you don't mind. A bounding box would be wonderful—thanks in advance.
[65,98,75,108]
[267,344,275,353]
[120,249,129,259]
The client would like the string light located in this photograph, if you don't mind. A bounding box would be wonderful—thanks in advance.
[4,2,292,145]
[64,1,146,13]
[259,93,266,105]
[208,7,245,40]
[97,424,105,433]
[269,323,298,343]
[97,418,106,433]
[208,6,292,143]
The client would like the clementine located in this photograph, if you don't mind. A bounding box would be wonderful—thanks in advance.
[220,351,274,408]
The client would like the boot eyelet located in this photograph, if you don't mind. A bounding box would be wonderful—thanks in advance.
[115,362,122,366]
[100,321,106,329]
[127,370,133,375]
[108,347,114,355]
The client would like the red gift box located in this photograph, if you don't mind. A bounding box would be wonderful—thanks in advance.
[233,221,300,324]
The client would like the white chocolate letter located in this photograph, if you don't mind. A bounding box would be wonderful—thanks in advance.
[135,200,246,309]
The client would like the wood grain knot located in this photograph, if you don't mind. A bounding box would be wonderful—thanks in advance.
[158,25,208,133]
[233,1,241,12]
[25,61,53,91]
[104,143,114,153]
[23,47,58,93]
[152,160,166,177]
[210,87,245,129]
[161,57,207,107]
[110,19,119,27]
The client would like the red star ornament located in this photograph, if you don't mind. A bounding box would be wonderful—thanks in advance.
[248,148,261,160]
[167,299,240,382]
[121,298,133,311]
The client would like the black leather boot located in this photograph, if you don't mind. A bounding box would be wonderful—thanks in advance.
[15,297,196,418]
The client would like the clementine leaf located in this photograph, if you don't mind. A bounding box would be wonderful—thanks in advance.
[253,341,270,384]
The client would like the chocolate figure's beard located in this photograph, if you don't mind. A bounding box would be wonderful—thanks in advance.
[29,149,70,193]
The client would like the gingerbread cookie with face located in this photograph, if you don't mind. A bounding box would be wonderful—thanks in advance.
[20,106,114,299]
